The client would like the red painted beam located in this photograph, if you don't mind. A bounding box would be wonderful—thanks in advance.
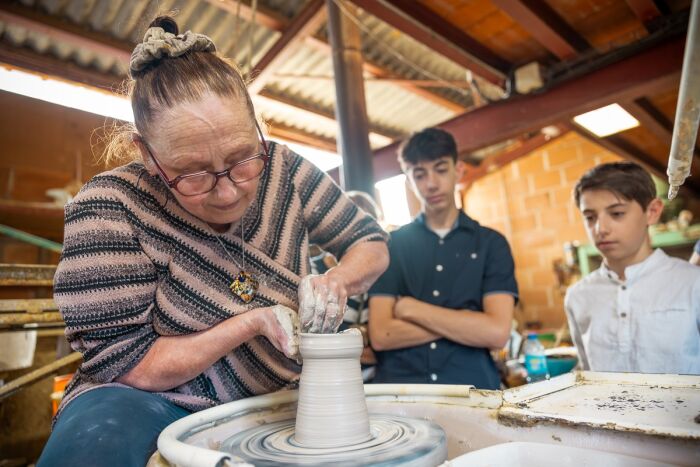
[492,0,590,60]
[351,0,508,85]
[371,36,684,181]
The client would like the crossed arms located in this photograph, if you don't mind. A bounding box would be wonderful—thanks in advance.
[368,293,515,351]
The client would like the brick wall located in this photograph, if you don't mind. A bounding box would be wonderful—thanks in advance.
[462,132,622,328]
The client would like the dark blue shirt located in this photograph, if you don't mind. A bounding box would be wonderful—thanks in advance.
[369,212,518,389]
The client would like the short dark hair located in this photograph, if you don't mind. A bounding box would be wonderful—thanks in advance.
[398,127,458,165]
[574,162,657,209]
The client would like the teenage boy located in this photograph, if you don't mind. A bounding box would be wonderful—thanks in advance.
[565,162,700,374]
[368,128,518,389]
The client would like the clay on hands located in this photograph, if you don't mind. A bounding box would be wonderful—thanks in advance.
[298,275,344,334]
[271,305,300,362]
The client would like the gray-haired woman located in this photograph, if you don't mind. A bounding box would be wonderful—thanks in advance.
[37,16,388,466]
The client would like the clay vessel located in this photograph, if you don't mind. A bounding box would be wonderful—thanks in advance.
[294,330,372,447]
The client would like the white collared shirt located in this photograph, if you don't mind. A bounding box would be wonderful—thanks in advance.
[565,249,700,374]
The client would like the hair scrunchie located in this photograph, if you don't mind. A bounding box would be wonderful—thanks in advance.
[129,26,216,77]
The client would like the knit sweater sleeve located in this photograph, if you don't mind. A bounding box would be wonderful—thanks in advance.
[53,192,159,385]
[285,149,389,259]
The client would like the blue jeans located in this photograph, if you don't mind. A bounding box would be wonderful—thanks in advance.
[37,386,191,467]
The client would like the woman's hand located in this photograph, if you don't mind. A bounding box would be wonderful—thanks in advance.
[252,305,300,361]
[298,272,347,333]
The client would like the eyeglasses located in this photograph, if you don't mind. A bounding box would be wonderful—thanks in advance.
[143,121,270,197]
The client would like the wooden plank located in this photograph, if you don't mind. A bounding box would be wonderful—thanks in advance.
[0,312,63,326]
[351,0,508,85]
[0,298,57,313]
[621,98,673,146]
[247,0,327,94]
[0,352,81,402]
[492,0,591,60]
[0,264,56,286]
[0,42,123,91]
[304,37,467,112]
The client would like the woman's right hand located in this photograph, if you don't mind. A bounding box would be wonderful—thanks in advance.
[251,305,300,361]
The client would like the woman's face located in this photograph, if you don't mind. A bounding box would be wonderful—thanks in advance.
[138,93,263,231]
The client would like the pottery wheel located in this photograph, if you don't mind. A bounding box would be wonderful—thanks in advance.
[220,414,447,466]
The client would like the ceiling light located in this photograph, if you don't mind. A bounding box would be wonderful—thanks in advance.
[573,103,639,137]
[0,66,134,122]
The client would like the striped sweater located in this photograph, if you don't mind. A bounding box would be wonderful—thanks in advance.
[54,142,388,415]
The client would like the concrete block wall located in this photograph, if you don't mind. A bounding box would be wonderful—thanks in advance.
[462,132,622,328]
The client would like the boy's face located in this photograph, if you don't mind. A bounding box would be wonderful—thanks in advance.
[578,189,662,265]
[403,156,464,212]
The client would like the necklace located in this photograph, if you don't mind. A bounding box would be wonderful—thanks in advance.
[212,222,259,304]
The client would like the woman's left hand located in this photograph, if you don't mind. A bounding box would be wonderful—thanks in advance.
[298,272,347,333]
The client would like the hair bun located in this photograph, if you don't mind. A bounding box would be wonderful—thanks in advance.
[149,16,179,35]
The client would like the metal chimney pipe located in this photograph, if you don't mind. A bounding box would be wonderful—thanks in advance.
[667,0,700,199]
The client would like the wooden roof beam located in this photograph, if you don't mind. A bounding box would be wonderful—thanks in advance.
[350,0,509,85]
[265,122,338,153]
[492,0,591,60]
[303,36,467,113]
[202,0,287,32]
[621,98,673,146]
[0,42,123,90]
[257,89,402,141]
[622,97,700,157]
[203,0,468,111]
[625,0,664,27]
[0,3,132,65]
[247,0,327,95]
[370,36,685,180]
[204,1,468,111]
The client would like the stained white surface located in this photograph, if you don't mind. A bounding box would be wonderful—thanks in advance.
[444,442,669,467]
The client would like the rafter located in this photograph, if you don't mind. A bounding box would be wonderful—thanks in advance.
[625,0,663,25]
[0,42,123,90]
[247,0,327,94]
[303,36,467,112]
[0,2,394,151]
[202,0,287,32]
[621,98,673,146]
[257,89,400,142]
[351,0,509,85]
[622,97,700,157]
[492,0,590,60]
[0,3,131,66]
[370,36,685,180]
[203,0,468,111]
[265,122,338,153]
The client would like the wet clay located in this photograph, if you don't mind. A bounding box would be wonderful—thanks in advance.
[271,305,300,361]
[221,330,448,465]
[295,329,371,447]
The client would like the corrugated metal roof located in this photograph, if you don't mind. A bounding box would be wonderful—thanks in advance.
[1,0,479,150]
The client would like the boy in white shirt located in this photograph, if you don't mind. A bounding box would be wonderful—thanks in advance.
[565,162,700,374]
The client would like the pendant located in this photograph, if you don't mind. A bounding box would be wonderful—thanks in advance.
[230,271,259,304]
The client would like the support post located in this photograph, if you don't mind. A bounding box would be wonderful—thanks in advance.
[326,0,375,195]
